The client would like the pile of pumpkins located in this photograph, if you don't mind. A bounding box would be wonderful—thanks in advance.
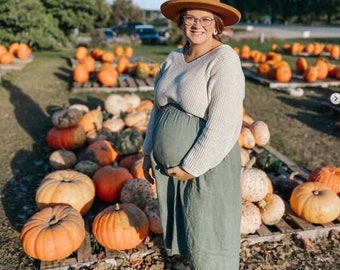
[236,44,340,83]
[279,42,339,59]
[19,93,340,262]
[0,42,32,64]
[72,45,160,87]
[240,109,340,234]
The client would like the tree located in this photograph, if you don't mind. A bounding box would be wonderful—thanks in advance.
[0,0,67,49]
[108,0,143,26]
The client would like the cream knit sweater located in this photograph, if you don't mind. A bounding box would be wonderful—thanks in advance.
[143,44,245,177]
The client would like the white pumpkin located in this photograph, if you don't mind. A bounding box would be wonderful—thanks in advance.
[241,167,269,202]
[105,94,129,115]
[256,193,285,225]
[240,200,262,235]
[249,120,270,146]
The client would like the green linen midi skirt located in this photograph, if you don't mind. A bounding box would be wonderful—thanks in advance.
[151,104,242,270]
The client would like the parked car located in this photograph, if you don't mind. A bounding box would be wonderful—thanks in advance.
[158,27,170,45]
[102,28,116,42]
[135,25,160,45]
[112,22,144,36]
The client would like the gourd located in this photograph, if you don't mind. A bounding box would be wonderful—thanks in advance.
[240,200,262,235]
[120,178,157,209]
[49,149,77,170]
[86,140,118,166]
[144,199,163,234]
[92,165,134,202]
[92,203,149,251]
[290,182,340,224]
[135,62,150,79]
[35,170,95,215]
[256,193,285,225]
[249,120,270,146]
[51,107,83,129]
[239,126,256,149]
[114,128,144,155]
[105,94,129,115]
[241,167,269,202]
[20,205,85,261]
[78,106,103,133]
[46,125,86,150]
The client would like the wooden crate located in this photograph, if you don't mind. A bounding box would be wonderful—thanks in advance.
[243,68,340,89]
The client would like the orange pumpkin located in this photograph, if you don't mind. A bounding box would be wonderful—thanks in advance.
[73,63,90,83]
[20,205,85,261]
[15,43,31,60]
[308,167,340,196]
[46,124,86,150]
[35,170,95,215]
[81,56,96,73]
[114,45,124,58]
[0,52,14,64]
[330,45,339,59]
[314,58,329,80]
[257,63,270,75]
[101,51,115,63]
[8,42,19,54]
[75,46,88,61]
[78,106,103,133]
[295,57,308,73]
[97,68,118,87]
[92,165,134,202]
[86,140,118,166]
[116,57,130,74]
[124,46,134,58]
[92,203,149,250]
[290,182,340,224]
[303,66,318,82]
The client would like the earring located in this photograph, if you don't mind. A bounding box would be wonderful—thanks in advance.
[213,29,218,35]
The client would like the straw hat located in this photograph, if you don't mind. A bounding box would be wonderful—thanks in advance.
[160,0,241,26]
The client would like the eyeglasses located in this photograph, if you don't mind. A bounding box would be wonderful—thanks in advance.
[183,15,215,27]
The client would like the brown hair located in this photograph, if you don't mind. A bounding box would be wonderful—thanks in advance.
[177,10,224,42]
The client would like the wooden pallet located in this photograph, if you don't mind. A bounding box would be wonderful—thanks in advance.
[242,203,340,246]
[243,68,340,89]
[0,55,34,74]
[71,75,155,93]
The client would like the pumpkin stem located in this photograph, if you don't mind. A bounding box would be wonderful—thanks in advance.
[312,190,320,196]
[115,203,120,211]
[48,215,61,226]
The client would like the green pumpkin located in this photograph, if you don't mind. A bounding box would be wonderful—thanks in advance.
[135,63,150,79]
[114,128,144,155]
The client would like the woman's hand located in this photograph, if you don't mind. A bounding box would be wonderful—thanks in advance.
[142,155,155,184]
[166,166,194,181]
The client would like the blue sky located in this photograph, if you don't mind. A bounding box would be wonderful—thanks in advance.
[132,0,164,10]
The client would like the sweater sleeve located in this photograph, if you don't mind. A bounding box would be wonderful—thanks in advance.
[181,50,245,177]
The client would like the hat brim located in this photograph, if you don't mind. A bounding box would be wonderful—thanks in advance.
[160,0,241,26]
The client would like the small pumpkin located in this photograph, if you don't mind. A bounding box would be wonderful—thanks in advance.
[120,178,157,209]
[74,160,100,176]
[105,94,129,115]
[15,43,32,60]
[20,205,85,261]
[78,106,103,133]
[35,170,95,215]
[73,64,89,83]
[97,68,118,87]
[92,203,149,251]
[103,117,126,133]
[75,46,88,61]
[114,128,144,155]
[86,140,118,166]
[144,199,163,234]
[241,167,269,202]
[249,120,270,146]
[295,57,308,73]
[92,165,134,202]
[303,66,318,82]
[240,200,262,235]
[0,52,14,64]
[134,62,150,79]
[49,149,77,170]
[308,166,340,196]
[239,126,256,149]
[46,124,86,150]
[51,107,83,128]
[256,193,285,225]
[290,182,340,224]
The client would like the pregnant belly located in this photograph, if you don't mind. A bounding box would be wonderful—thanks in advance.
[152,105,205,168]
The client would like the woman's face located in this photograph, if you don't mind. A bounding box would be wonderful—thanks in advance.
[182,9,216,46]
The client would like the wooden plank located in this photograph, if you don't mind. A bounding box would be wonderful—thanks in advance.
[260,144,310,180]
[256,224,272,236]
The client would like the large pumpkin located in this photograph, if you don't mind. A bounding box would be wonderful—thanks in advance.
[290,182,340,224]
[20,205,85,261]
[92,165,134,202]
[308,166,340,196]
[46,124,86,150]
[92,203,149,251]
[35,170,95,215]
